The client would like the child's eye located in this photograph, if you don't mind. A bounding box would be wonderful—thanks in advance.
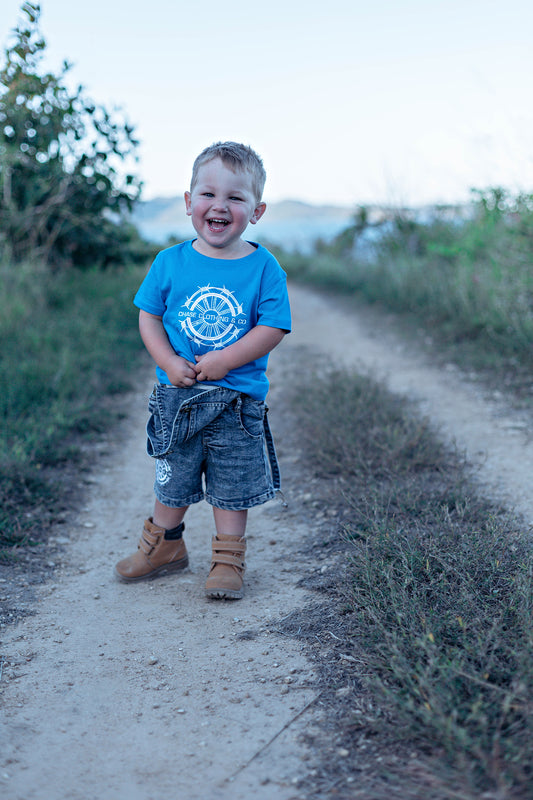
[203,192,214,197]
[230,196,243,202]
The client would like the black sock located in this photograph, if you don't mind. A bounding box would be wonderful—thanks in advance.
[164,522,184,540]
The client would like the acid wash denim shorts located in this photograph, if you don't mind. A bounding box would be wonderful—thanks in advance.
[146,384,281,511]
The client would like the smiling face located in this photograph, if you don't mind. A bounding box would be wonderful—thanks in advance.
[184,158,266,259]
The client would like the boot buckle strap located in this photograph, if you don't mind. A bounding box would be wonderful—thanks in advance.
[212,539,246,554]
[139,530,162,555]
[211,552,246,570]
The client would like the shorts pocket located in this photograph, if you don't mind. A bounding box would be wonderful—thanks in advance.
[146,385,198,456]
[237,398,265,439]
[146,390,170,457]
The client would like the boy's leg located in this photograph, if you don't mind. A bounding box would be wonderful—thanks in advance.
[153,499,188,530]
[115,502,189,582]
[213,508,247,537]
[206,508,248,600]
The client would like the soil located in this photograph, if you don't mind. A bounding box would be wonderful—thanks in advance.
[1,283,533,800]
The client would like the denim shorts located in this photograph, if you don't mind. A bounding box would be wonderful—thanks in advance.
[146,384,280,511]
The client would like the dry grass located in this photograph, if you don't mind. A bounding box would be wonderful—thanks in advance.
[288,362,533,798]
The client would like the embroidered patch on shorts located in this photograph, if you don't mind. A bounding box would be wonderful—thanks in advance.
[155,458,172,485]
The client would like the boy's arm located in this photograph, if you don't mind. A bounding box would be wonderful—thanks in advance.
[194,325,286,382]
[139,310,197,387]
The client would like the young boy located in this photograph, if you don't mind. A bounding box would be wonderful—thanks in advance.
[115,142,291,599]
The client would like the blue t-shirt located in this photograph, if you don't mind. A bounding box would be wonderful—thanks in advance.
[134,240,292,401]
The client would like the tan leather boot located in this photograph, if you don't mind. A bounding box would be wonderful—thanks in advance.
[205,533,246,599]
[115,518,188,582]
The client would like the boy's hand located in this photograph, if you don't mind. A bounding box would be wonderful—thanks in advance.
[165,356,197,387]
[194,351,230,382]
[193,326,286,381]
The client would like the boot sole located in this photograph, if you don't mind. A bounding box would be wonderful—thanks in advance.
[115,555,189,583]
[205,586,243,600]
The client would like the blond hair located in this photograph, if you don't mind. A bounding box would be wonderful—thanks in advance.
[190,142,266,203]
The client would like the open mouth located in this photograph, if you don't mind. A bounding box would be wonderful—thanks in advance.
[207,218,230,232]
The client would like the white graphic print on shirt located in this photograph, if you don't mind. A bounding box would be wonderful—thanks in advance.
[179,285,247,349]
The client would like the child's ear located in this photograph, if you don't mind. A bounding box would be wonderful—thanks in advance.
[184,191,192,216]
[250,202,266,225]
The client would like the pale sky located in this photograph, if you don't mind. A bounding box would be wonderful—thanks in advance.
[1,0,532,207]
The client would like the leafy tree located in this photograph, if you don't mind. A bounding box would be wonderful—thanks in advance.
[0,2,143,266]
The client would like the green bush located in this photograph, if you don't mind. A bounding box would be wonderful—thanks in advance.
[0,2,144,267]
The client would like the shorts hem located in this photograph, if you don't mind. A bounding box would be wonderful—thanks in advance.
[154,487,205,508]
[205,488,276,511]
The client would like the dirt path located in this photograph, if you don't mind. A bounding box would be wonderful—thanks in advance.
[2,283,533,800]
[291,285,533,526]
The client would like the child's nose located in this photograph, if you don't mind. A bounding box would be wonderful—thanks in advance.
[211,196,228,211]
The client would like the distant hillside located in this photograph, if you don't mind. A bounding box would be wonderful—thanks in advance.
[131,196,356,251]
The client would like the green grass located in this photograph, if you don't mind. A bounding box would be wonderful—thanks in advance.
[292,367,533,798]
[277,188,533,379]
[0,258,148,559]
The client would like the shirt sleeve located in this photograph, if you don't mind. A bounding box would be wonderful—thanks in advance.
[133,253,167,316]
[256,255,292,333]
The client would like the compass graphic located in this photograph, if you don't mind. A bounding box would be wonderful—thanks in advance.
[180,285,247,348]
[155,458,172,485]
